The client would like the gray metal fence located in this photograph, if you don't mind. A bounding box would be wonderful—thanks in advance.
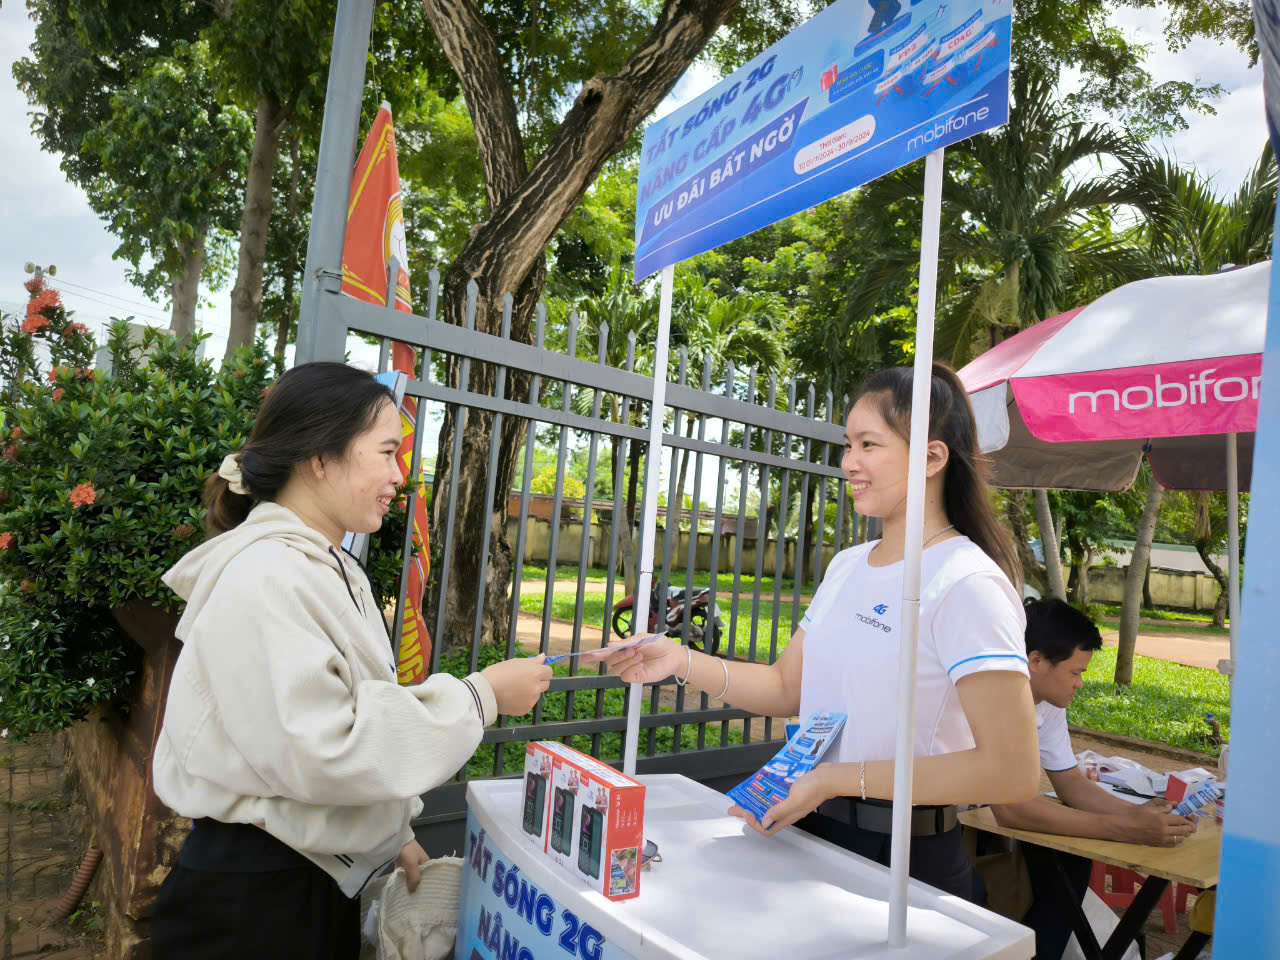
[304,271,867,828]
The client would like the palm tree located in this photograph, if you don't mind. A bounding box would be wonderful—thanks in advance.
[1109,142,1275,684]
[666,271,788,535]
[846,66,1158,367]
[844,66,1163,599]
[565,261,661,597]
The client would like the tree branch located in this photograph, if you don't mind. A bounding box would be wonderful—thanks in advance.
[420,0,528,207]
[425,0,740,294]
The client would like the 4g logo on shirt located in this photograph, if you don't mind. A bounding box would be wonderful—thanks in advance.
[857,604,893,633]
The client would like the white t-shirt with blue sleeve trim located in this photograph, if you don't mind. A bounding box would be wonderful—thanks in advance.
[1035,700,1077,772]
[798,535,1028,765]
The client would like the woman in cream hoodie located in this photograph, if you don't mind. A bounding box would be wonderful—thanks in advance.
[151,362,551,959]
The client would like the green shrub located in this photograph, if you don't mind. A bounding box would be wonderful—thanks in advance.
[0,280,278,740]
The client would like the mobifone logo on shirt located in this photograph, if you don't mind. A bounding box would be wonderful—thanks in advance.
[857,604,893,633]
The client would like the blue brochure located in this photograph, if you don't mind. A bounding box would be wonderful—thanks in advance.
[727,711,847,822]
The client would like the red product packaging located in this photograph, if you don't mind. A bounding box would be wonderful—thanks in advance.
[519,744,556,855]
[523,741,645,901]
[1164,772,1210,805]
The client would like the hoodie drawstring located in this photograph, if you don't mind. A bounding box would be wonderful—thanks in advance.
[328,546,365,618]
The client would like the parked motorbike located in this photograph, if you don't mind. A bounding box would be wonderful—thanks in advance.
[611,584,724,656]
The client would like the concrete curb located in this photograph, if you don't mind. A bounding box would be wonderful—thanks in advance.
[1068,724,1220,765]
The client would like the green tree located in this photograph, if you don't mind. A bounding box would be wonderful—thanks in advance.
[82,41,251,338]
[422,0,746,651]
[571,260,660,597]
[13,0,241,337]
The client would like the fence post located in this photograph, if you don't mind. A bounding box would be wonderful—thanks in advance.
[295,0,375,364]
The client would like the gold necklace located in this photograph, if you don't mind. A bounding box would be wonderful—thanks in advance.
[922,524,956,548]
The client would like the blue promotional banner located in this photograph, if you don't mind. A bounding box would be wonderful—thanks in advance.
[456,812,635,960]
[1215,3,1280,952]
[634,0,1012,280]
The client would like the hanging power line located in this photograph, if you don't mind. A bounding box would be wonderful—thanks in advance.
[53,276,168,315]
[57,288,169,324]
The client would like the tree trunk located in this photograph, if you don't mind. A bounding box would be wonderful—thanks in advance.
[1196,537,1230,628]
[1070,544,1094,609]
[169,224,208,341]
[1116,474,1164,686]
[1005,490,1046,595]
[1033,489,1066,600]
[224,93,286,363]
[1142,563,1153,609]
[420,0,740,653]
[276,135,302,364]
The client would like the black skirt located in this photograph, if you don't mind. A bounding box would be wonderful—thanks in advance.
[151,819,361,960]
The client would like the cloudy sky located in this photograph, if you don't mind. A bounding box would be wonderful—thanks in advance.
[0,3,1266,365]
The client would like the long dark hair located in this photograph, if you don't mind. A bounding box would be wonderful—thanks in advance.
[204,362,395,535]
[853,362,1021,586]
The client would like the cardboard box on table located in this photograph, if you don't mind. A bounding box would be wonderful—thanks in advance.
[522,742,645,902]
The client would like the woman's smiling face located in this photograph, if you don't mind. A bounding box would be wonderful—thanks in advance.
[841,394,911,520]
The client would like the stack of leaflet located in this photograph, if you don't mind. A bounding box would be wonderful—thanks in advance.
[728,711,846,823]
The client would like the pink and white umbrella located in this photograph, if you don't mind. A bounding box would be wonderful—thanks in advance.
[957,260,1269,684]
[957,260,1267,492]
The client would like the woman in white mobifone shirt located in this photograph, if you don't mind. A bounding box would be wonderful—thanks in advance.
[602,363,1039,902]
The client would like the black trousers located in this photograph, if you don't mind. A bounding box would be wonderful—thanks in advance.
[1020,844,1094,960]
[797,810,986,903]
[152,821,360,960]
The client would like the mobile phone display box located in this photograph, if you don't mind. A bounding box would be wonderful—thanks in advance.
[519,743,555,854]
[528,741,645,902]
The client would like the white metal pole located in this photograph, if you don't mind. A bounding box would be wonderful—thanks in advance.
[1226,433,1241,693]
[888,147,945,947]
[623,264,675,776]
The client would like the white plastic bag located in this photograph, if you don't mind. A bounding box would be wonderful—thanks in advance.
[359,858,464,960]
[1062,888,1141,960]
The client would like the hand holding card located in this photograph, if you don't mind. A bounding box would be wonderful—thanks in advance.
[545,632,666,665]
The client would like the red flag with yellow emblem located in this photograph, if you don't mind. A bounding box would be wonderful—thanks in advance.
[340,102,432,684]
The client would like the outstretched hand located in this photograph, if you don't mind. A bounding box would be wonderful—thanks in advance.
[599,633,686,685]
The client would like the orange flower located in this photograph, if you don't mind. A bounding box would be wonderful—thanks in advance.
[0,532,13,549]
[23,277,43,294]
[68,483,97,508]
[47,368,61,383]
[52,388,65,401]
[64,323,90,338]
[9,427,22,441]
[27,287,60,314]
[21,315,50,334]
[3,445,19,462]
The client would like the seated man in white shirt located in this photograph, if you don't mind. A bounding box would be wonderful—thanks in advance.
[992,598,1196,960]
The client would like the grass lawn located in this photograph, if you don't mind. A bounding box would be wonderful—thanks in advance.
[519,563,800,598]
[1096,618,1229,637]
[1092,602,1225,629]
[1067,645,1228,756]
[518,590,798,661]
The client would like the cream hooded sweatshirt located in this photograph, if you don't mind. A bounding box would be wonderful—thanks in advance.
[153,501,497,897]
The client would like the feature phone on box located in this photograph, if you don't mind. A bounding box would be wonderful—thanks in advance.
[521,742,646,901]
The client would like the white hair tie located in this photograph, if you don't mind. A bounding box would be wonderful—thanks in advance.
[218,453,249,496]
